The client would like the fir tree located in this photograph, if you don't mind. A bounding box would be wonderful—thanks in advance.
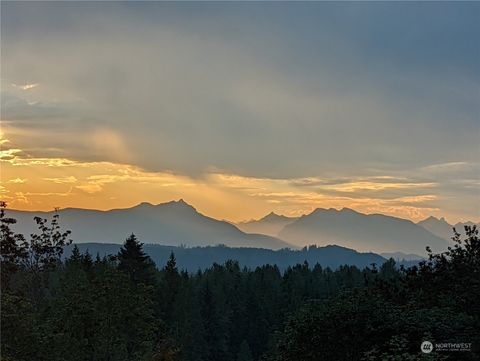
[117,234,156,285]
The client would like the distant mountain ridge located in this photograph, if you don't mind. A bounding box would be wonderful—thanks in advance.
[236,212,298,237]
[7,200,472,255]
[417,216,479,241]
[278,207,449,255]
[6,200,292,250]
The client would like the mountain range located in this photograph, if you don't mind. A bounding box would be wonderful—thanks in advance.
[277,208,448,255]
[6,200,291,250]
[237,208,450,254]
[6,199,476,255]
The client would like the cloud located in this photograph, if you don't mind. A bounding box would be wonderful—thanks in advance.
[2,2,478,179]
[7,178,27,184]
[2,148,458,222]
[1,87,89,123]
[0,148,23,161]
[12,83,39,91]
[13,192,29,204]
[43,176,77,184]
[75,184,103,194]
[421,162,470,172]
[1,2,478,222]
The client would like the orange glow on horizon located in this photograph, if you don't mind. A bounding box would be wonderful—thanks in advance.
[1,130,473,224]
[1,150,465,224]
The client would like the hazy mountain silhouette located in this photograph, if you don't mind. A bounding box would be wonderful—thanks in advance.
[236,212,298,237]
[8,200,467,254]
[278,208,449,254]
[417,216,479,241]
[6,200,292,250]
[64,243,390,271]
[417,216,455,241]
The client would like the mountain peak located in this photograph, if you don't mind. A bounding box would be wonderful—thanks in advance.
[418,216,450,226]
[135,199,195,211]
[135,201,154,208]
[176,198,195,209]
[309,207,340,216]
[177,198,187,204]
[340,207,358,214]
[258,211,296,223]
[260,211,280,221]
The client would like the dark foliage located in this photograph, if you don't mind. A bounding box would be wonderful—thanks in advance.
[63,242,389,272]
[272,226,479,361]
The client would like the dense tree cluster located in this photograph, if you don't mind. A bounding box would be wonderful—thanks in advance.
[272,227,480,361]
[1,202,478,360]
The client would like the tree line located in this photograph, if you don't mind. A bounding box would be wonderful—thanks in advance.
[61,242,389,273]
[1,202,478,360]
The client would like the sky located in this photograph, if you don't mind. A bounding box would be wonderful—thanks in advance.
[1,2,479,223]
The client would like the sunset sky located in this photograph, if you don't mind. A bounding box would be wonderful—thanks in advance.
[1,2,479,223]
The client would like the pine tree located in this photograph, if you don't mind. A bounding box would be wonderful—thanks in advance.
[66,245,82,266]
[117,234,156,286]
[160,252,181,325]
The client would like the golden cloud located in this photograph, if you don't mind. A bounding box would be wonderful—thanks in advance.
[0,144,460,223]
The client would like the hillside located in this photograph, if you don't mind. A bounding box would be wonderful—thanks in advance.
[64,243,390,271]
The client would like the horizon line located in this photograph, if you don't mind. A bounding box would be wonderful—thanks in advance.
[3,198,478,225]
